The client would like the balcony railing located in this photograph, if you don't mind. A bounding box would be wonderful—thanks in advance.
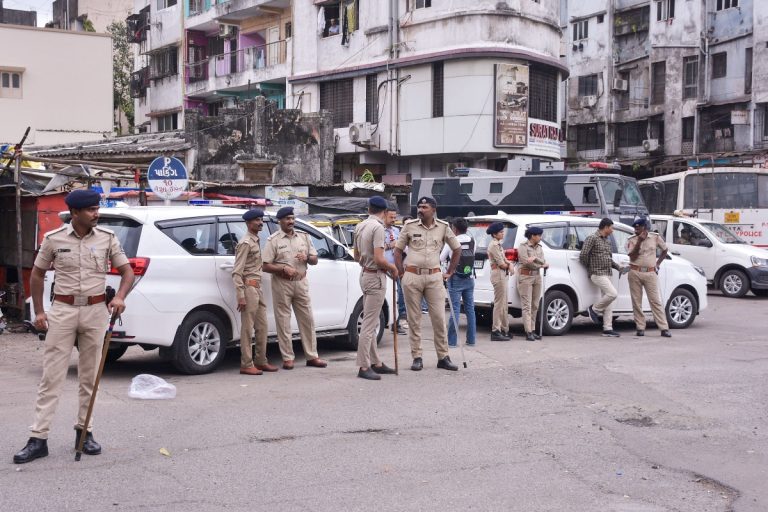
[186,39,288,88]
[130,67,150,98]
[189,0,204,16]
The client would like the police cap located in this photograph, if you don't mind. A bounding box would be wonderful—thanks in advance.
[417,196,437,207]
[65,189,100,209]
[242,208,264,221]
[275,206,294,219]
[524,226,543,238]
[485,222,504,235]
[368,196,387,209]
[632,217,647,228]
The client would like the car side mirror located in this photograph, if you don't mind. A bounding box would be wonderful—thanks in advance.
[613,189,623,207]
[700,238,713,248]
[333,244,346,259]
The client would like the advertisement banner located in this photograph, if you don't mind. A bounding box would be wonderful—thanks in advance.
[527,119,562,160]
[265,186,309,215]
[494,63,529,147]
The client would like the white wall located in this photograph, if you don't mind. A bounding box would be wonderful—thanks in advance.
[79,0,134,33]
[0,25,113,146]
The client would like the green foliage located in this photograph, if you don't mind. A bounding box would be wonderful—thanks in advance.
[107,21,135,132]
[83,19,95,32]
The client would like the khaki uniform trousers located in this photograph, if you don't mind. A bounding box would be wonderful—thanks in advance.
[31,302,108,439]
[628,270,669,330]
[240,285,268,368]
[517,274,542,333]
[401,271,449,360]
[357,272,386,368]
[590,275,617,331]
[270,276,319,361]
[490,268,509,333]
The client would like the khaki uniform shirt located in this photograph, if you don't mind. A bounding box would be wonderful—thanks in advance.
[627,232,667,268]
[34,223,129,297]
[263,229,318,275]
[517,240,546,271]
[353,216,386,271]
[395,218,460,269]
[487,239,508,269]
[232,232,263,300]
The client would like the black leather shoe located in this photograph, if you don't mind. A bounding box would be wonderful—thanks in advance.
[411,357,423,371]
[357,368,381,380]
[504,331,514,340]
[13,437,48,464]
[525,332,536,342]
[74,428,102,455]
[372,363,396,375]
[533,333,542,340]
[660,330,672,338]
[491,330,510,341]
[636,330,645,337]
[437,356,459,371]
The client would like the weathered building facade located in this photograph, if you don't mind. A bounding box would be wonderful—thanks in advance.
[564,0,768,175]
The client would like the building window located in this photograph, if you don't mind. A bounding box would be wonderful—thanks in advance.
[578,74,598,96]
[615,71,630,110]
[320,79,354,128]
[150,46,179,79]
[321,1,359,37]
[432,62,444,118]
[157,0,177,9]
[712,52,727,79]
[682,117,695,142]
[651,61,666,105]
[576,123,605,151]
[157,113,178,132]
[656,0,675,21]
[597,14,604,23]
[285,21,292,38]
[617,121,648,147]
[745,47,753,94]
[365,74,378,124]
[0,70,22,99]
[683,56,698,99]
[529,66,558,122]
[408,0,431,10]
[572,19,588,41]
[716,0,738,10]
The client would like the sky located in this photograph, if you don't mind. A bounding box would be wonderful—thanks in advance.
[3,0,53,26]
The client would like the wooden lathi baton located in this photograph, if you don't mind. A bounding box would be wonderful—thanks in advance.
[392,279,399,375]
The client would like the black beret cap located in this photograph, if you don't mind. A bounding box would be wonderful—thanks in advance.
[242,208,264,221]
[65,189,100,209]
[275,206,294,219]
[368,196,387,209]
[525,226,543,238]
[485,222,504,235]
[632,217,647,227]
[417,196,437,207]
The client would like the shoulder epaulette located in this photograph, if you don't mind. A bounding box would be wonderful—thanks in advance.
[267,231,281,241]
[44,226,68,238]
[435,218,449,226]
[404,218,419,225]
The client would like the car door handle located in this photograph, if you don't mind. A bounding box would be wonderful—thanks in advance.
[219,263,234,270]
[671,251,680,256]
[568,255,580,260]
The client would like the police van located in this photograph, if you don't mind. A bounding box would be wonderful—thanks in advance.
[411,166,648,226]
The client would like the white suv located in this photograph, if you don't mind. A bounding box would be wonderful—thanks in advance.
[650,214,768,298]
[465,214,709,335]
[36,206,387,374]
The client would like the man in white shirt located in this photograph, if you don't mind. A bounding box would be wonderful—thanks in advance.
[440,218,476,347]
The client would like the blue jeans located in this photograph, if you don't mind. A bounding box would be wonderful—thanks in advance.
[396,278,406,319]
[447,276,476,346]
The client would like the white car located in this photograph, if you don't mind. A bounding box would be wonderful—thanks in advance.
[650,214,768,298]
[465,214,709,335]
[35,206,388,374]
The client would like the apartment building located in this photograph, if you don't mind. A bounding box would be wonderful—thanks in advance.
[0,1,37,26]
[564,0,768,174]
[50,0,133,32]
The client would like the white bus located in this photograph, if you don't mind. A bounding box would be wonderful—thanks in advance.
[639,167,768,247]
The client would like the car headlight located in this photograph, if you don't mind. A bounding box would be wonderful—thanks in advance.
[693,265,706,277]
[751,256,768,267]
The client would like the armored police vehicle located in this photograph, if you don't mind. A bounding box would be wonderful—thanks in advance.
[411,167,648,225]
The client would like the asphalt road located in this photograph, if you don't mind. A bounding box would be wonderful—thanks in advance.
[1,292,766,512]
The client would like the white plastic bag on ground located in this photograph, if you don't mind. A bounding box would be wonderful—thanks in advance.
[129,374,176,400]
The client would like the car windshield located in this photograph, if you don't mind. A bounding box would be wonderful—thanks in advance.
[466,221,518,250]
[701,222,746,244]
[600,178,645,206]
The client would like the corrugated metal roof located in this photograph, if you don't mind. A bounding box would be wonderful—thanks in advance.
[29,132,190,158]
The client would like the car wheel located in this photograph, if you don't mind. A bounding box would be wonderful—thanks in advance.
[344,299,385,351]
[666,288,697,329]
[752,289,768,297]
[105,344,128,364]
[172,311,227,375]
[719,269,749,298]
[475,307,493,327]
[539,291,573,336]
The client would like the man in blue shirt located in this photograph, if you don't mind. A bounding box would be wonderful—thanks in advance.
[384,205,407,334]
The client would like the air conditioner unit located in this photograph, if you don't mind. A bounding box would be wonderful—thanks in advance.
[579,95,597,108]
[219,23,237,38]
[612,78,629,91]
[349,122,372,144]
[642,139,660,152]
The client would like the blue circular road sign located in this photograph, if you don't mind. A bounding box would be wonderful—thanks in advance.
[147,156,189,200]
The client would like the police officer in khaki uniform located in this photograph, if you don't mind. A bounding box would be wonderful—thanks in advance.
[627,217,672,338]
[232,208,278,375]
[353,196,399,380]
[486,222,512,341]
[14,189,135,464]
[262,207,327,369]
[517,226,548,342]
[394,196,461,372]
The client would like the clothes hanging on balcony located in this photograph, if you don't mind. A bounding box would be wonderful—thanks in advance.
[341,5,349,46]
[317,6,326,36]
[346,2,356,33]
